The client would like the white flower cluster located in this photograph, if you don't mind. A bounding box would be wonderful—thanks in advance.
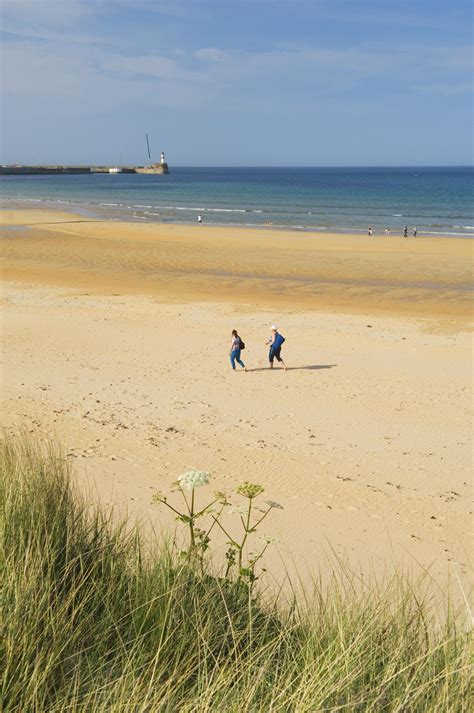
[266,500,283,510]
[230,505,249,515]
[261,536,279,545]
[178,470,210,490]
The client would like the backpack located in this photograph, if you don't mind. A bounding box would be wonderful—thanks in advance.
[239,338,246,350]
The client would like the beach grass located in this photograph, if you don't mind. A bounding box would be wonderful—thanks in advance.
[1,434,472,712]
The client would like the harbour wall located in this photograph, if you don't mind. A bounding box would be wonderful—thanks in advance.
[0,164,168,176]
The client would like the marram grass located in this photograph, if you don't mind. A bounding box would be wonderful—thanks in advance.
[1,435,472,712]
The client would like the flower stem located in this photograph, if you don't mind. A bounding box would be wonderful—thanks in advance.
[238,497,253,573]
[252,507,272,530]
[189,488,195,552]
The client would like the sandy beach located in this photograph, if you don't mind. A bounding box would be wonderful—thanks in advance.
[1,208,472,321]
[1,209,472,595]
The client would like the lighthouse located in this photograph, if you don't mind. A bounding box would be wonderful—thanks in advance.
[135,139,169,174]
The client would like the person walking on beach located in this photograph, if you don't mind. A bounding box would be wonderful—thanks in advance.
[413,226,417,237]
[403,225,408,238]
[197,215,202,225]
[266,325,287,370]
[368,225,373,236]
[229,329,246,371]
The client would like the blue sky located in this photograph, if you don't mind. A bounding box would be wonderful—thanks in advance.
[1,0,472,166]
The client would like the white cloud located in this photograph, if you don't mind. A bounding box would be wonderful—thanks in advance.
[1,41,210,113]
[417,81,474,97]
[102,54,180,80]
[110,0,188,17]
[1,2,472,121]
[190,41,474,96]
[1,0,94,29]
[195,47,229,62]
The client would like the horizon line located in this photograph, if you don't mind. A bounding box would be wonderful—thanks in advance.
[1,163,472,169]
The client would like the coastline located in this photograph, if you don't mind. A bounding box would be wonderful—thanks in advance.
[1,164,473,239]
[1,194,473,239]
[1,208,472,323]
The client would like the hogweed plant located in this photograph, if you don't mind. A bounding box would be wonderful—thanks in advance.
[153,473,282,585]
[215,482,282,585]
[153,470,228,573]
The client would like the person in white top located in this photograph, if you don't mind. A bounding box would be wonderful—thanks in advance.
[229,329,246,371]
[197,215,202,225]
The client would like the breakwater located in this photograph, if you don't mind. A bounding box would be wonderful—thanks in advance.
[0,163,168,175]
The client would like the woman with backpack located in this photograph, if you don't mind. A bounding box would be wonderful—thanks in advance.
[267,325,287,370]
[229,329,246,371]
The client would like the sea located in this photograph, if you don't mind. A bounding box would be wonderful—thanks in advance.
[1,166,473,237]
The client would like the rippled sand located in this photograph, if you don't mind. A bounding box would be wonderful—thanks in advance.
[1,209,472,322]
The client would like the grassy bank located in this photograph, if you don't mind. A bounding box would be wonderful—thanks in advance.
[1,436,471,712]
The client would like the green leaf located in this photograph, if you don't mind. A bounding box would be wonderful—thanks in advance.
[177,514,192,523]
[239,567,252,577]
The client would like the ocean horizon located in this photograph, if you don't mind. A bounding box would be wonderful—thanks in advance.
[1,166,473,237]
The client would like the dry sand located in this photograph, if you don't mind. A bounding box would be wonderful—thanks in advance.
[1,209,472,597]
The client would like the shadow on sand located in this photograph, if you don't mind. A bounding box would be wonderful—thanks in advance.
[246,364,337,372]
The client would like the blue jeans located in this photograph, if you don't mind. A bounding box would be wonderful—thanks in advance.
[230,349,245,370]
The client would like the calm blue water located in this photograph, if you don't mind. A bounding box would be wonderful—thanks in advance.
[1,167,473,236]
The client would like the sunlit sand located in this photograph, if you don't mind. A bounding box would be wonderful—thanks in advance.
[1,209,472,594]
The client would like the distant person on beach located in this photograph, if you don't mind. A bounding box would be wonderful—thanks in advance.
[266,326,287,370]
[403,225,408,237]
[413,226,417,237]
[229,329,246,371]
[368,226,373,236]
[385,228,391,236]
[197,215,202,225]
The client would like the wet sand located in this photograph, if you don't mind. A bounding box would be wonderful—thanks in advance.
[1,209,472,597]
[1,209,472,321]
